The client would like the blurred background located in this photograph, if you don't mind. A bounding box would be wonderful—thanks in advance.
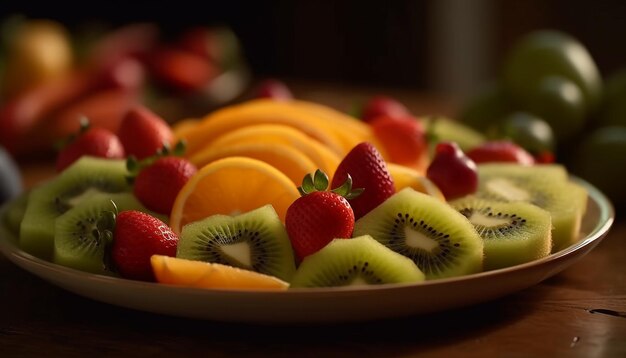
[1,0,626,207]
[2,0,625,96]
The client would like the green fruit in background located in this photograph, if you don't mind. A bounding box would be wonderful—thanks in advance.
[498,112,555,154]
[572,126,626,206]
[502,30,602,113]
[597,68,626,127]
[459,83,512,132]
[525,75,586,140]
[424,116,486,153]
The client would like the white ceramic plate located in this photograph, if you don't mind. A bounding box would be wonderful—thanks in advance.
[0,178,614,324]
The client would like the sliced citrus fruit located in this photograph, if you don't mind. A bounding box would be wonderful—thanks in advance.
[151,255,289,291]
[190,142,317,185]
[183,101,345,154]
[170,156,299,234]
[201,124,341,175]
[172,118,200,139]
[387,163,445,201]
[291,99,372,137]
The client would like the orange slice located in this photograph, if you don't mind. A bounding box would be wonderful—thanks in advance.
[151,255,289,291]
[172,118,200,139]
[387,163,445,201]
[189,142,317,185]
[198,124,341,175]
[182,100,346,156]
[170,157,299,234]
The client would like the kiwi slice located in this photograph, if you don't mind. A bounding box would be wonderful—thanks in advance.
[353,188,484,280]
[424,116,486,152]
[450,197,552,270]
[290,235,425,288]
[3,191,29,236]
[476,164,587,252]
[20,157,130,259]
[54,192,158,275]
[177,205,296,282]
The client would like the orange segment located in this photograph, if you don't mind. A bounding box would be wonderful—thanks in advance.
[387,163,445,201]
[170,157,300,234]
[199,124,341,175]
[182,100,346,156]
[151,255,289,291]
[189,142,317,185]
[172,118,200,139]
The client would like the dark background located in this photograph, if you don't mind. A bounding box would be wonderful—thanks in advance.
[2,0,626,94]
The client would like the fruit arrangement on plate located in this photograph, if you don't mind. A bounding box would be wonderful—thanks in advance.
[1,87,590,292]
[0,15,248,158]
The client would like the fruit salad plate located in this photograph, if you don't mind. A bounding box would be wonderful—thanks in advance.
[0,177,614,324]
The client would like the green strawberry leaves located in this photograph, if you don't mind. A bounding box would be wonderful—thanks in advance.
[298,169,364,200]
[126,139,187,183]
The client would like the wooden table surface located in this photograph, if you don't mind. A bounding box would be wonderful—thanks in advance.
[2,83,625,357]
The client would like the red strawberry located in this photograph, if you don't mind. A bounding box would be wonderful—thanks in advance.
[426,142,478,200]
[285,169,361,261]
[254,79,293,101]
[331,142,395,219]
[118,105,174,160]
[370,115,428,167]
[56,119,125,172]
[111,210,179,281]
[133,156,197,215]
[361,95,409,123]
[534,151,555,164]
[150,47,216,92]
[466,141,535,165]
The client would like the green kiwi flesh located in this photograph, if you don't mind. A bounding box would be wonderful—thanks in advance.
[353,188,484,280]
[451,196,552,270]
[177,205,296,282]
[290,235,425,288]
[476,164,587,252]
[3,191,29,236]
[53,192,157,275]
[424,116,486,152]
[20,157,130,259]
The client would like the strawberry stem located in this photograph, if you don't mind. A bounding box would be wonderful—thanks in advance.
[125,140,188,182]
[297,169,364,199]
[54,116,92,151]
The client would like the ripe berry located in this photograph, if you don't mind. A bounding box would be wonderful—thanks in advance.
[361,95,409,123]
[426,142,478,200]
[56,120,124,172]
[118,105,173,160]
[112,210,179,281]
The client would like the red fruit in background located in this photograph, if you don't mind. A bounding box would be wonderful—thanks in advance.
[150,47,216,92]
[45,88,139,141]
[534,151,556,164]
[134,156,197,215]
[361,95,409,123]
[111,210,179,281]
[426,142,478,200]
[97,57,146,93]
[254,79,293,101]
[331,142,395,219]
[370,115,428,167]
[286,170,358,261]
[87,23,159,70]
[56,122,125,172]
[466,141,535,165]
[118,105,174,160]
